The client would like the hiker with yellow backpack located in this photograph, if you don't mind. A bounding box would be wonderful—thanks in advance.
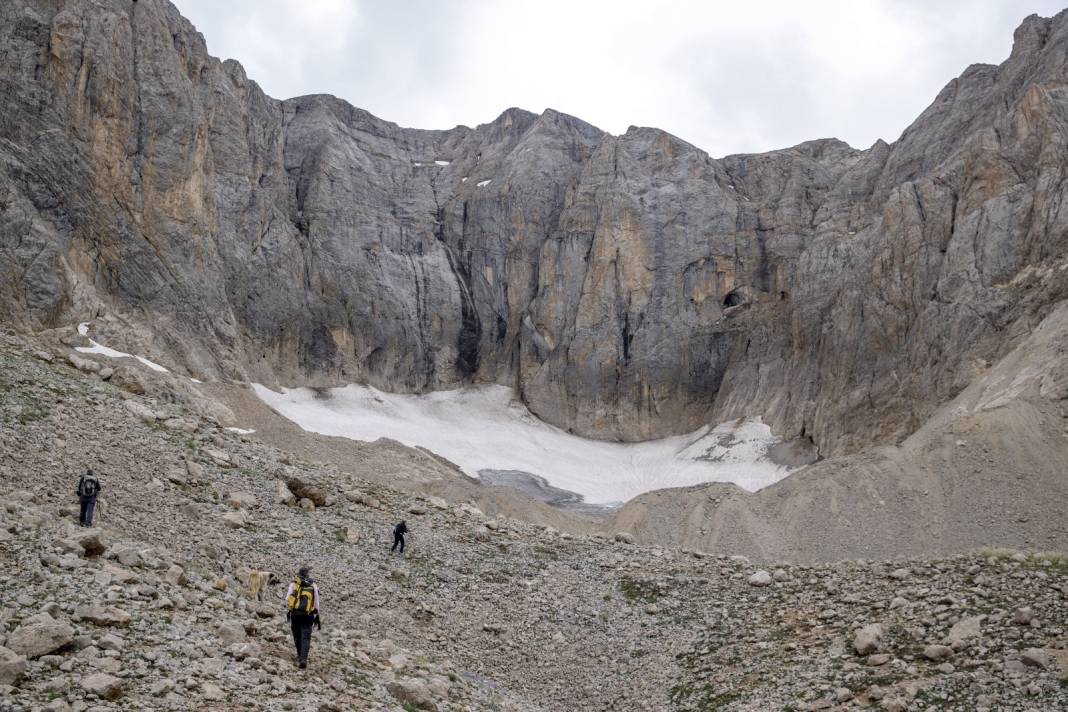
[285,566,321,669]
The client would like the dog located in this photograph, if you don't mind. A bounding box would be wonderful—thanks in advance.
[247,570,279,601]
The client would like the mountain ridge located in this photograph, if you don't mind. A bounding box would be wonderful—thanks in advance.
[2,2,1068,461]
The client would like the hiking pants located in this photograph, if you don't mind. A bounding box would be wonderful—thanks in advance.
[391,532,405,553]
[291,613,314,664]
[79,495,96,526]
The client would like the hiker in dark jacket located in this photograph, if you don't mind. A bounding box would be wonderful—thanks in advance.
[391,520,408,554]
[285,566,321,669]
[76,468,101,527]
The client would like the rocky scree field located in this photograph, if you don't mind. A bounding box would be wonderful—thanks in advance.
[0,332,1067,711]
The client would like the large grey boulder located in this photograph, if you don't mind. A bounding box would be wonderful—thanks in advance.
[6,614,74,659]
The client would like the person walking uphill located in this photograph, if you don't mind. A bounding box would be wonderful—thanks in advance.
[286,566,321,669]
[391,520,408,554]
[76,468,101,527]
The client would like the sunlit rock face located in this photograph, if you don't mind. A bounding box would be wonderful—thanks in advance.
[2,2,1068,454]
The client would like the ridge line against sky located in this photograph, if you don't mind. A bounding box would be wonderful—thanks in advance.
[174,0,1066,157]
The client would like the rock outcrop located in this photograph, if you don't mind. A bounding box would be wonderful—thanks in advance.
[2,1,1068,457]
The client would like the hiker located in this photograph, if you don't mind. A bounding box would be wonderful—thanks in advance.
[285,566,321,669]
[76,468,101,527]
[391,520,408,554]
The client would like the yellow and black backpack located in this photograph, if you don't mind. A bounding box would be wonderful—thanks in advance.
[288,578,315,615]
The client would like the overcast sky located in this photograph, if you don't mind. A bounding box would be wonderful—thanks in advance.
[173,0,1065,156]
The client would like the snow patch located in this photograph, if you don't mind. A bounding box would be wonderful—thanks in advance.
[434,160,450,166]
[476,179,492,187]
[226,427,256,435]
[461,177,468,183]
[75,322,170,373]
[251,383,798,505]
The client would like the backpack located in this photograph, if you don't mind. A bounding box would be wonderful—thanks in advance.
[288,578,315,615]
[81,475,100,497]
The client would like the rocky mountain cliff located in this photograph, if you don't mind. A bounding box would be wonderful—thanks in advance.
[3,1,1068,456]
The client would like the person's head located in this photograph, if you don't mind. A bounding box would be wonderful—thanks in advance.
[400,520,406,527]
[85,467,93,476]
[298,566,310,580]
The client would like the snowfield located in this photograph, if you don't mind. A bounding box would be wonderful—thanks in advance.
[252,383,798,505]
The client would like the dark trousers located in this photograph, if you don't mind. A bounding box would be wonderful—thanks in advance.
[391,533,405,553]
[291,613,314,664]
[79,495,96,526]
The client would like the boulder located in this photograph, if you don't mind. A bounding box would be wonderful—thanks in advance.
[164,565,186,586]
[614,532,636,544]
[336,526,360,544]
[923,644,953,661]
[226,491,257,509]
[81,672,123,700]
[286,477,327,506]
[275,480,296,506]
[161,417,197,433]
[945,616,982,647]
[1020,648,1054,669]
[123,399,158,423]
[73,604,131,627]
[6,614,74,658]
[68,354,101,374]
[73,529,108,557]
[853,624,883,656]
[204,448,235,467]
[298,498,315,512]
[748,570,773,587]
[222,510,249,529]
[386,678,438,711]
[216,621,247,646]
[0,646,28,686]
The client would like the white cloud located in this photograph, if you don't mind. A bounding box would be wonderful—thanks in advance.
[173,0,1066,155]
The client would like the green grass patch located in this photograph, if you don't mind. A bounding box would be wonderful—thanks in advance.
[669,683,744,710]
[619,576,664,604]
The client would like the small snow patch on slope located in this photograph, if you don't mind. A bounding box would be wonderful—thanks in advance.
[251,383,798,505]
[476,179,492,187]
[76,323,170,373]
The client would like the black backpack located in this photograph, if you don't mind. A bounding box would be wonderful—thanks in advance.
[81,475,100,497]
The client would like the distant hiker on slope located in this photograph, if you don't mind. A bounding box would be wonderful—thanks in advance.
[76,468,101,527]
[286,566,321,669]
[391,520,408,554]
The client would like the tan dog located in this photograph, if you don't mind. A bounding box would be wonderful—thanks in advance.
[247,570,278,601]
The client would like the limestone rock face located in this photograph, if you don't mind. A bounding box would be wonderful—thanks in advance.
[2,2,1068,453]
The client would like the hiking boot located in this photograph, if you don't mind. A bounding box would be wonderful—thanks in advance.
[299,660,307,669]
